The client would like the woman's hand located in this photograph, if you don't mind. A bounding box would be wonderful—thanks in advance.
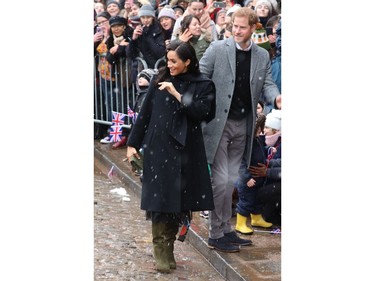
[110,45,119,54]
[132,25,143,40]
[179,28,192,42]
[119,40,129,46]
[158,82,181,102]
[268,34,276,44]
[126,146,140,161]
[94,31,104,43]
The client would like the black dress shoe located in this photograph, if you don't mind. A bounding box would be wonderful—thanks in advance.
[208,236,240,252]
[224,231,253,246]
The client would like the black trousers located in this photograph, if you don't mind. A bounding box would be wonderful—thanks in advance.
[257,181,281,225]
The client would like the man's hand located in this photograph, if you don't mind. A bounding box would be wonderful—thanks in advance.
[248,163,267,178]
[275,95,281,109]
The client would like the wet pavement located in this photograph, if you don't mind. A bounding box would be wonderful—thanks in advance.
[94,140,281,281]
[95,157,226,281]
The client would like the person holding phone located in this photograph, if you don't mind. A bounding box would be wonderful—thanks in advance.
[126,4,166,69]
[214,8,227,40]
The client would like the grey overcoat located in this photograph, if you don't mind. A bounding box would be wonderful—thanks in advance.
[199,37,280,167]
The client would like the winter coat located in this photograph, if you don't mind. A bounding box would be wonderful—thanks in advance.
[126,72,216,213]
[237,135,268,188]
[266,136,281,183]
[106,26,134,65]
[199,37,280,168]
[104,26,134,82]
[126,22,166,69]
[175,35,210,61]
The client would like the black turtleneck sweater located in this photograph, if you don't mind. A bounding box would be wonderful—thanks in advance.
[228,48,252,120]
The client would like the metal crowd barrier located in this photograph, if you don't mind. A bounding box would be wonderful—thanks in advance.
[94,56,149,129]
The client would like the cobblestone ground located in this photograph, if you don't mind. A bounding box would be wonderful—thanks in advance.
[94,160,226,281]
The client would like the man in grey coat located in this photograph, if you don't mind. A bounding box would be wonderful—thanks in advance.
[200,7,281,253]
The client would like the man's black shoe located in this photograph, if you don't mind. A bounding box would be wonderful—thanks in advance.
[224,231,253,246]
[208,236,240,253]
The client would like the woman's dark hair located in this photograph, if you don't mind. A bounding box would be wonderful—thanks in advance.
[255,112,266,134]
[180,14,200,34]
[155,40,200,83]
[266,15,281,28]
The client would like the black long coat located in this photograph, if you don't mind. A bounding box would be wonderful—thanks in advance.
[126,73,216,213]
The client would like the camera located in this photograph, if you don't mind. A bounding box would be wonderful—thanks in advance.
[213,1,225,8]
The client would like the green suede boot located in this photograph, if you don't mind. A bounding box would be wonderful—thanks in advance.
[152,222,170,273]
[165,222,179,269]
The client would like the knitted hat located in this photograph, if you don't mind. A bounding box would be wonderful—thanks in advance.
[255,0,273,14]
[215,8,226,22]
[158,5,177,20]
[265,109,281,131]
[137,68,157,83]
[226,4,241,16]
[172,5,185,15]
[109,15,126,26]
[243,0,253,7]
[252,23,271,50]
[138,4,155,17]
[106,0,121,9]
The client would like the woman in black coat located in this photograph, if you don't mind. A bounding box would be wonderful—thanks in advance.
[126,41,216,273]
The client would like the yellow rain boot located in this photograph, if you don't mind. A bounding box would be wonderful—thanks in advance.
[250,214,273,228]
[235,213,253,235]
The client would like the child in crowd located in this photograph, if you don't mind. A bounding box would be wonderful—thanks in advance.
[234,113,274,235]
[249,109,281,225]
[128,68,157,177]
[133,68,157,117]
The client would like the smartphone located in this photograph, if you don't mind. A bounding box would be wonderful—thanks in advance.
[97,26,103,34]
[213,1,226,8]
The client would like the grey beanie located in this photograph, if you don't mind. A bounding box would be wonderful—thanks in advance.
[255,0,273,14]
[138,4,156,18]
[158,5,177,20]
[106,1,121,9]
[137,68,157,83]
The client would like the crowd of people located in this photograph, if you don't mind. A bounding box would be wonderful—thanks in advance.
[94,0,282,274]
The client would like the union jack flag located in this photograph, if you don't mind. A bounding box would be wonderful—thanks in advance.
[112,111,126,126]
[127,106,138,123]
[109,125,123,142]
[107,165,114,179]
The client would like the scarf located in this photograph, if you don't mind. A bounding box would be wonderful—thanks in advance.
[113,34,124,45]
[265,131,281,147]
